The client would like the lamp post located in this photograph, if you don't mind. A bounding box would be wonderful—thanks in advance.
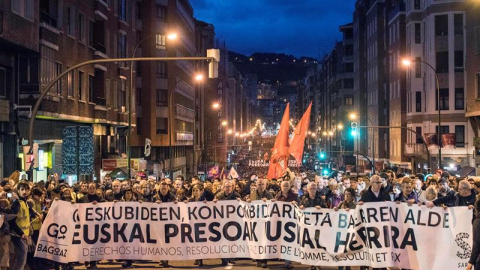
[28,54,220,174]
[128,33,178,179]
[402,58,441,170]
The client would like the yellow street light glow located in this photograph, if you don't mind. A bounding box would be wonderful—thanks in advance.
[195,74,204,81]
[349,113,357,120]
[221,121,227,126]
[311,133,316,137]
[212,103,220,109]
[328,131,334,136]
[402,58,412,67]
[167,33,178,40]
[235,132,240,137]
[322,131,327,136]
[227,129,233,134]
[337,123,344,130]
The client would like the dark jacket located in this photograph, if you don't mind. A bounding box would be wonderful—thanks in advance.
[360,186,391,203]
[433,192,476,207]
[470,214,480,266]
[215,191,240,201]
[275,190,299,203]
[249,190,274,201]
[300,193,327,208]
[80,194,102,203]
[156,192,176,202]
[394,191,418,203]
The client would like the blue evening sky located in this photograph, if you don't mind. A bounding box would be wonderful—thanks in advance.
[190,1,356,59]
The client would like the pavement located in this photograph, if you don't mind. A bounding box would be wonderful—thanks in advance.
[74,259,362,270]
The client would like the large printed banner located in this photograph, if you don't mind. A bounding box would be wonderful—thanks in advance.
[35,200,473,269]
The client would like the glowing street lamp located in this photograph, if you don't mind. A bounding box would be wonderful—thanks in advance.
[221,120,227,126]
[212,102,220,109]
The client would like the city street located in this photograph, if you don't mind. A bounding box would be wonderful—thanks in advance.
[74,260,359,270]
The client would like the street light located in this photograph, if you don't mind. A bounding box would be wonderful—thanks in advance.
[402,58,441,170]
[127,33,178,179]
[212,102,220,109]
[221,121,227,126]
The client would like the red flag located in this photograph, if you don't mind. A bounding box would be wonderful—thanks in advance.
[424,133,439,150]
[289,101,312,164]
[267,103,290,179]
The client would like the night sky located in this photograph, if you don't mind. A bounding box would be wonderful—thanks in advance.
[190,1,356,59]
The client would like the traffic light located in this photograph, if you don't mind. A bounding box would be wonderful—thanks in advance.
[350,122,358,137]
[319,148,325,160]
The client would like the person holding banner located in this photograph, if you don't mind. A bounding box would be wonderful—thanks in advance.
[155,181,177,268]
[274,180,299,269]
[394,178,418,204]
[214,181,240,266]
[186,184,208,267]
[427,180,475,209]
[299,182,327,209]
[467,200,480,270]
[359,175,391,204]
[247,178,273,202]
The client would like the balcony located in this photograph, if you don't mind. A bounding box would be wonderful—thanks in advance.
[175,104,194,122]
[40,11,58,28]
[404,143,428,159]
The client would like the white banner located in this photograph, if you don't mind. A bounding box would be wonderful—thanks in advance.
[35,200,472,269]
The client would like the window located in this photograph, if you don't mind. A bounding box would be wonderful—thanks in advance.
[156,62,167,78]
[78,13,86,43]
[118,0,126,21]
[66,5,75,37]
[415,127,423,144]
[118,79,126,110]
[156,34,166,50]
[67,67,74,97]
[157,5,166,21]
[40,0,59,27]
[344,79,354,89]
[344,63,353,72]
[455,88,464,110]
[454,14,463,35]
[89,75,94,103]
[156,89,167,106]
[54,62,62,95]
[454,51,463,71]
[415,23,421,43]
[156,117,168,134]
[415,91,421,112]
[118,33,126,66]
[436,88,449,110]
[477,73,480,99]
[436,126,450,139]
[415,57,421,78]
[475,27,480,54]
[455,125,465,148]
[12,0,34,20]
[414,0,420,9]
[136,88,141,105]
[0,68,6,98]
[345,45,353,56]
[344,95,353,105]
[136,117,142,134]
[436,51,448,73]
[435,15,448,36]
[78,71,84,100]
[89,20,94,46]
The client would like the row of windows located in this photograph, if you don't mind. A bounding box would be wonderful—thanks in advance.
[408,88,464,112]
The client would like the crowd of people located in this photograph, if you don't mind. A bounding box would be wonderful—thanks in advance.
[0,168,479,270]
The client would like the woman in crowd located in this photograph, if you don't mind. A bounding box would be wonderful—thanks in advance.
[186,184,208,267]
